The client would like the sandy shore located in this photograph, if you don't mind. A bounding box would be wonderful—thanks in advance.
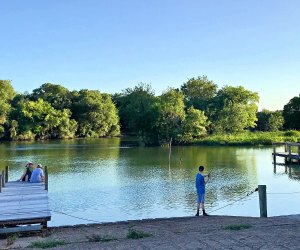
[1,215,300,249]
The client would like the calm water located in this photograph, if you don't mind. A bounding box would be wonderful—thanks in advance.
[1,138,299,226]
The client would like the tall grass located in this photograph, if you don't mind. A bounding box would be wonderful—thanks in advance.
[193,131,300,146]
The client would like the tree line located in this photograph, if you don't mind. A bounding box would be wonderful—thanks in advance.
[0,77,299,145]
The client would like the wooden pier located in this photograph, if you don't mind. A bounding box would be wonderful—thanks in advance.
[272,142,300,164]
[0,166,51,234]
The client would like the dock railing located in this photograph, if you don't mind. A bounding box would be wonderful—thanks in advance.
[45,165,48,191]
[0,165,49,192]
[0,166,9,193]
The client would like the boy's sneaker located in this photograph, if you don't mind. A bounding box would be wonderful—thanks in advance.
[195,212,199,216]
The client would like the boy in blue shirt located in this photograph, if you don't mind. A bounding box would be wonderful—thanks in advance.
[195,165,210,216]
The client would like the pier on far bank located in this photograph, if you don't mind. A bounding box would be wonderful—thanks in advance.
[272,142,300,164]
[0,166,51,234]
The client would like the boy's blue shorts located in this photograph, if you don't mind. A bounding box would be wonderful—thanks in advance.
[197,193,205,203]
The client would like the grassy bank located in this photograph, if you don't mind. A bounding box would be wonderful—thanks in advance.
[193,131,300,146]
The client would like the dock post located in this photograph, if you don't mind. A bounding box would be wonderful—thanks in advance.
[45,166,48,191]
[298,145,300,164]
[42,221,48,229]
[288,145,292,163]
[0,174,2,193]
[273,146,276,164]
[5,166,9,183]
[288,166,292,177]
[258,185,267,217]
[1,171,5,187]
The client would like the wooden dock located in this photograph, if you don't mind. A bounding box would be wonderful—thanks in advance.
[272,142,300,164]
[0,166,51,234]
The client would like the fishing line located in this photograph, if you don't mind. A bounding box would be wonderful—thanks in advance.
[52,210,102,223]
[48,196,102,223]
[209,188,258,213]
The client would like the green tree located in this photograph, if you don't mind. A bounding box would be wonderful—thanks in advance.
[9,120,18,140]
[0,80,16,137]
[267,111,284,131]
[10,98,77,140]
[213,86,259,133]
[0,80,16,101]
[179,107,208,142]
[256,109,270,131]
[50,109,78,138]
[71,90,120,137]
[31,83,72,110]
[214,102,252,133]
[156,88,186,145]
[283,94,300,130]
[9,94,33,140]
[256,109,283,131]
[113,83,158,137]
[181,75,217,115]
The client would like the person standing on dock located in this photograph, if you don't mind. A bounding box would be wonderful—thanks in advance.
[30,164,45,183]
[195,165,210,216]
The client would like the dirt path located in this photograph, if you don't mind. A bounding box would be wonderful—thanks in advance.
[1,215,300,249]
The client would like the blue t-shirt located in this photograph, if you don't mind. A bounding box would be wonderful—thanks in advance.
[30,168,44,183]
[196,173,205,194]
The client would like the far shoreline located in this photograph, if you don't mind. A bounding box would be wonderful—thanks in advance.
[1,130,299,147]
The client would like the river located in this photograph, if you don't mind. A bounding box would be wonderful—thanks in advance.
[0,138,299,226]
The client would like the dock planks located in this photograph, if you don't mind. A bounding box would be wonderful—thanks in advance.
[0,180,51,233]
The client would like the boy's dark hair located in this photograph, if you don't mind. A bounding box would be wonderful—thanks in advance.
[199,166,204,171]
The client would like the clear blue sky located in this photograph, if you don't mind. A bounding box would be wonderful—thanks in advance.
[1,0,299,111]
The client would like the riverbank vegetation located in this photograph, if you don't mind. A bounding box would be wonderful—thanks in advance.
[0,77,299,146]
[194,131,300,146]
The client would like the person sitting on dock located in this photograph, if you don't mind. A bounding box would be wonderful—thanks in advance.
[30,164,45,183]
[19,162,34,182]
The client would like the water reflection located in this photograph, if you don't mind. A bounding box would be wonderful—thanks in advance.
[1,139,300,226]
[273,163,300,180]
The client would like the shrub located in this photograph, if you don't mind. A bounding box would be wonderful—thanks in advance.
[224,224,252,230]
[284,130,300,137]
[87,234,117,242]
[127,229,152,239]
[29,239,66,249]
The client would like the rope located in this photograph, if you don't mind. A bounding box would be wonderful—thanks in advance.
[209,188,258,213]
[52,210,102,223]
[267,191,300,195]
